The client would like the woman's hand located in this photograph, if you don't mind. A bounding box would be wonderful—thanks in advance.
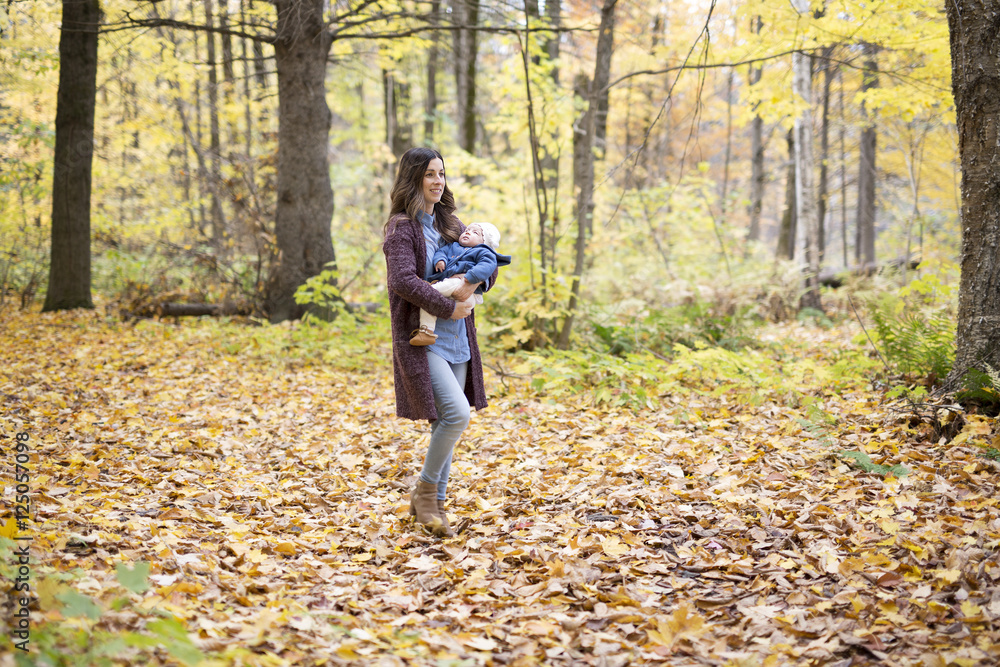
[449,274,481,302]
[450,297,475,320]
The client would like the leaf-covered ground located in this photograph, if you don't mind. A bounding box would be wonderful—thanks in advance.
[1,309,998,666]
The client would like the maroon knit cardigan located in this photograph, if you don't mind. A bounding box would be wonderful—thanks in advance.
[383,213,495,421]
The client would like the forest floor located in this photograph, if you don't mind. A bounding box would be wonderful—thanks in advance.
[0,308,998,667]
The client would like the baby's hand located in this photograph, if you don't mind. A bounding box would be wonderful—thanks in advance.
[435,260,445,272]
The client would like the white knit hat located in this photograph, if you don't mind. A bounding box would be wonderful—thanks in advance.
[475,222,501,250]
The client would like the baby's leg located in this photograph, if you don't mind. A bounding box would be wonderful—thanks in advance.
[433,276,465,299]
[412,279,464,347]
[419,308,436,333]
[419,278,464,334]
[437,276,483,309]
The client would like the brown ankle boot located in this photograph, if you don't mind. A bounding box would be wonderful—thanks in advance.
[408,481,452,536]
[437,498,452,534]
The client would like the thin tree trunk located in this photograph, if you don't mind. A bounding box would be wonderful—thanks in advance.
[240,0,256,215]
[746,16,765,249]
[946,0,1000,378]
[219,0,236,147]
[219,0,234,83]
[791,0,821,311]
[384,68,412,158]
[424,0,439,143]
[202,0,225,249]
[452,0,479,154]
[191,0,207,236]
[856,42,878,268]
[592,3,612,161]
[266,0,336,322]
[528,0,560,222]
[44,0,99,312]
[546,0,561,76]
[253,41,268,89]
[720,68,733,217]
[816,45,834,264]
[776,129,797,261]
[558,0,616,350]
[839,66,848,267]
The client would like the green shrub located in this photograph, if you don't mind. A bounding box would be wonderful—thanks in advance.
[637,300,760,356]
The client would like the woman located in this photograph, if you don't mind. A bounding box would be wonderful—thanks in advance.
[383,147,497,537]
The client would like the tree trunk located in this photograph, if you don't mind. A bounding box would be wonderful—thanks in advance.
[776,129,797,261]
[528,0,560,215]
[202,0,226,249]
[839,66,848,267]
[856,42,878,267]
[384,68,412,159]
[43,0,99,312]
[218,0,234,83]
[746,15,765,249]
[720,68,734,216]
[265,0,336,323]
[424,0,440,143]
[592,2,613,161]
[946,0,1000,377]
[218,0,237,148]
[190,0,207,236]
[545,0,561,79]
[791,0,821,311]
[239,0,256,216]
[558,0,616,350]
[253,41,268,89]
[452,0,479,154]
[815,46,834,264]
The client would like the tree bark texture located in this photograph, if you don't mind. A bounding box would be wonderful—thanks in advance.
[384,68,412,159]
[856,43,878,266]
[44,0,99,312]
[591,0,614,160]
[720,69,734,216]
[527,0,560,203]
[776,129,797,261]
[559,0,616,349]
[946,0,1000,376]
[202,0,226,248]
[746,16,765,248]
[816,46,834,263]
[266,0,336,323]
[452,0,479,154]
[791,0,822,311]
[424,0,440,143]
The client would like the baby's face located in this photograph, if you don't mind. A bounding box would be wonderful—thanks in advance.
[459,225,485,247]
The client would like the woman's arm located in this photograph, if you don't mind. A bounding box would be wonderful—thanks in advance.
[384,224,456,320]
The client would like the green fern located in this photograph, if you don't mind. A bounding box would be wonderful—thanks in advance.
[869,295,955,381]
[838,450,910,477]
[985,364,1000,389]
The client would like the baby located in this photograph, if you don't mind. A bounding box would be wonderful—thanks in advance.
[411,222,512,346]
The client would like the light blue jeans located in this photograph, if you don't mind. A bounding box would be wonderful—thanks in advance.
[420,351,471,501]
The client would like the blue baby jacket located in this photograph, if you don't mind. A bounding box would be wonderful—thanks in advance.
[429,243,512,286]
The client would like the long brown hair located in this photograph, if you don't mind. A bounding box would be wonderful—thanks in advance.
[385,147,462,242]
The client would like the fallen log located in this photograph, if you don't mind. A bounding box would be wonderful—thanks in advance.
[819,258,921,288]
[155,303,227,317]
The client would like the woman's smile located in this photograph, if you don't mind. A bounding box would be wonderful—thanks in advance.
[422,158,446,213]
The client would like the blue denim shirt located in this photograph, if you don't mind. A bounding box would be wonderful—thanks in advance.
[418,211,470,364]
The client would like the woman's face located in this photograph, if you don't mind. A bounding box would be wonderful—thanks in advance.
[422,158,445,214]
